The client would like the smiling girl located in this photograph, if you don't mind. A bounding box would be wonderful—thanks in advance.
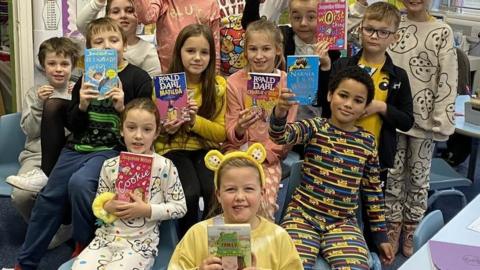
[224,19,297,220]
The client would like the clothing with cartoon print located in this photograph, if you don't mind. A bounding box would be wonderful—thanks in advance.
[388,15,457,142]
[72,153,187,270]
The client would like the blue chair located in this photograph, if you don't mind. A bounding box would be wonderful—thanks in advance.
[57,219,179,270]
[280,160,382,270]
[413,210,444,253]
[275,151,301,223]
[0,112,25,196]
[428,158,471,209]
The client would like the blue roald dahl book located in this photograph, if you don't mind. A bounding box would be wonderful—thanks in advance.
[84,48,118,99]
[287,55,319,105]
[154,72,189,122]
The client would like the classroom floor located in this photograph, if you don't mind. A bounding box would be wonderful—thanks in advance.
[1,149,479,270]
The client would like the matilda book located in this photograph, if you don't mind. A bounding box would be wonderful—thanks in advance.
[246,72,281,122]
[154,72,189,122]
[84,48,118,99]
[429,240,480,270]
[207,223,252,269]
[287,55,320,105]
[317,0,347,50]
[115,152,154,203]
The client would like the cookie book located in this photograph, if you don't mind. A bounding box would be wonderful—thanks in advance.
[246,72,281,121]
[317,0,347,50]
[154,72,189,122]
[428,240,480,270]
[207,223,252,269]
[287,55,320,105]
[115,152,154,202]
[84,48,118,99]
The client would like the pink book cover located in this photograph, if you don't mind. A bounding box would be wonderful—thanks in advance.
[115,152,153,202]
[429,240,480,270]
[245,72,281,122]
[317,1,347,50]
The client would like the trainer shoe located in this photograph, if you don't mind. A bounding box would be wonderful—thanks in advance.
[5,169,48,193]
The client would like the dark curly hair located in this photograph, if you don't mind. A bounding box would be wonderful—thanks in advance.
[328,66,375,105]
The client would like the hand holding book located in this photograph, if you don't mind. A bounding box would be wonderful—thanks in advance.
[315,41,332,71]
[104,192,152,219]
[79,80,100,112]
[234,108,260,139]
[104,79,124,112]
[274,88,298,119]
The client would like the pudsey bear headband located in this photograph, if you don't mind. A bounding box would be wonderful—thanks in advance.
[204,143,266,190]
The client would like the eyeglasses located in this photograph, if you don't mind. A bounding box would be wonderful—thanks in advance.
[361,26,395,39]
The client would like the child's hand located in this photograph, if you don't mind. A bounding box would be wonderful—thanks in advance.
[379,242,395,265]
[114,192,151,219]
[37,85,54,101]
[105,79,124,112]
[187,98,198,128]
[243,253,258,270]
[162,119,185,135]
[79,80,100,112]
[199,255,222,270]
[103,197,121,214]
[362,100,387,118]
[315,41,332,71]
[234,108,258,139]
[274,88,297,119]
[67,82,74,95]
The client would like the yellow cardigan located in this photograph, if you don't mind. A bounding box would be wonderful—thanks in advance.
[155,75,227,155]
[168,216,303,270]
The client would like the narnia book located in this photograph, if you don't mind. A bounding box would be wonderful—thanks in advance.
[287,55,320,105]
[84,48,118,99]
[154,72,189,122]
[115,152,153,202]
[208,223,252,269]
[317,0,347,50]
[246,72,281,122]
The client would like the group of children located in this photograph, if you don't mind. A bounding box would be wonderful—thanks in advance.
[5,0,458,269]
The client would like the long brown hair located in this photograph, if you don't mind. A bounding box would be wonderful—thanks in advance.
[168,24,219,120]
[244,19,285,71]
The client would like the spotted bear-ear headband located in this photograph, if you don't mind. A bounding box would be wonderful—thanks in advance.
[204,143,267,190]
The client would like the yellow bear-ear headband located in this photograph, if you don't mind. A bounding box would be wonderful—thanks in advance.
[204,143,266,190]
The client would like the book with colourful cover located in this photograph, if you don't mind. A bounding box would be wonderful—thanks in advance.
[246,72,281,122]
[208,223,252,269]
[317,1,347,50]
[287,55,320,105]
[84,48,118,99]
[154,72,189,122]
[429,240,480,270]
[115,152,154,202]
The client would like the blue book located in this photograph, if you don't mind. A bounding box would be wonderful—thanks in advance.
[84,48,118,99]
[287,55,320,105]
[153,72,189,122]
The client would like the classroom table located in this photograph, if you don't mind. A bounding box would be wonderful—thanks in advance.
[455,95,480,190]
[399,194,480,270]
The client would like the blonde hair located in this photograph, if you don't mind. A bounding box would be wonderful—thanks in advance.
[244,19,285,71]
[363,2,401,30]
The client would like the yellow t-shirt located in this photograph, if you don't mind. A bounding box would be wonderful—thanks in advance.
[356,57,389,147]
[168,216,303,270]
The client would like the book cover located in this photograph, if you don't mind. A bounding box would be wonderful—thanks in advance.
[154,72,189,122]
[84,48,118,98]
[246,72,281,122]
[429,240,480,270]
[208,223,252,269]
[317,1,347,50]
[115,152,154,203]
[287,55,320,105]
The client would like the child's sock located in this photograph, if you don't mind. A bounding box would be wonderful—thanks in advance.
[71,242,86,258]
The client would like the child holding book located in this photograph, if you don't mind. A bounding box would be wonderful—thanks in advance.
[76,0,162,77]
[385,0,458,257]
[224,19,298,220]
[71,98,186,269]
[168,143,303,270]
[12,17,153,270]
[269,66,394,269]
[155,24,227,238]
[132,0,221,72]
[6,37,79,234]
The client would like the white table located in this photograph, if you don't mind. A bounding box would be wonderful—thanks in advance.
[399,194,480,270]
